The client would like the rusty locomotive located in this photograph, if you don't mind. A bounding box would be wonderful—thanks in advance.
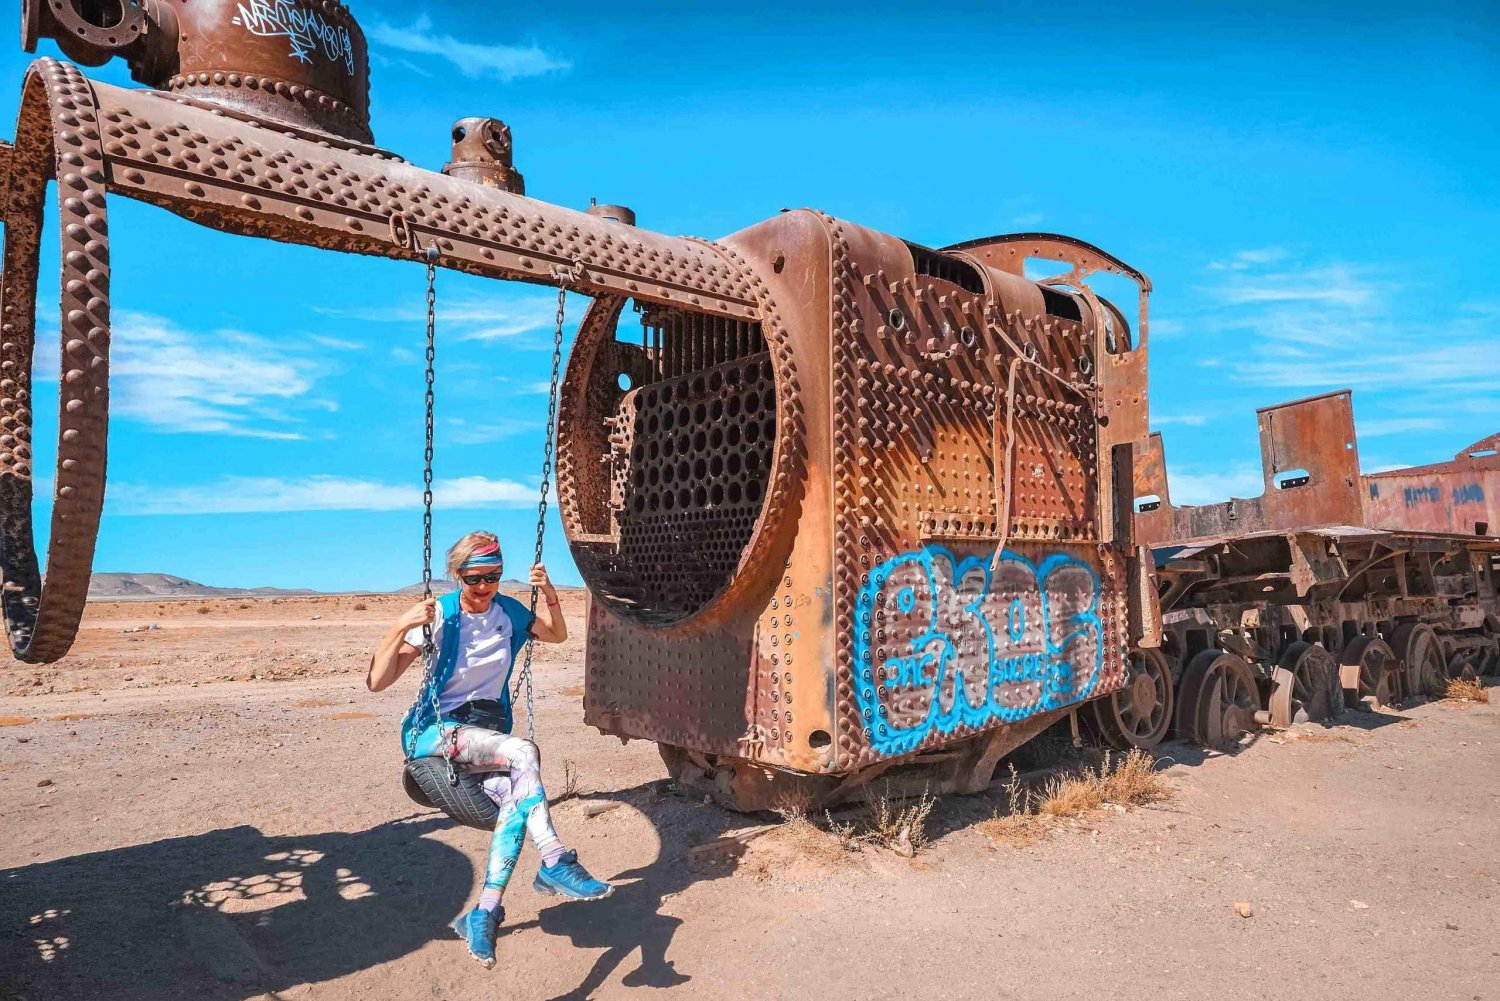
[1,1,1493,811]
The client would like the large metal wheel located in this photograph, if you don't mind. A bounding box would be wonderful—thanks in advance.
[1175,650,1261,749]
[1090,648,1175,751]
[1444,649,1482,684]
[1480,635,1500,678]
[1343,636,1398,708]
[1270,642,1337,727]
[1391,622,1446,699]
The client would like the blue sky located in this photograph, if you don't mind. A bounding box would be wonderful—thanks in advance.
[4,1,1496,591]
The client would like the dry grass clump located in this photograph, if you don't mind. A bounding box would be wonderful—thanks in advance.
[981,749,1170,849]
[978,812,1051,848]
[1444,678,1489,704]
[1040,749,1169,817]
[767,786,936,862]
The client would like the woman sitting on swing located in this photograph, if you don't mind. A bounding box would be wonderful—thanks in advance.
[367,531,611,968]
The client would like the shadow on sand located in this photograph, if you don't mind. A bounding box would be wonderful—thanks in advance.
[1,783,756,1001]
[1,816,471,1001]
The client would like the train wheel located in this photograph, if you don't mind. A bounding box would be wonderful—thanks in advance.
[1481,636,1500,677]
[1391,623,1446,699]
[1270,642,1337,727]
[1176,651,1260,749]
[1091,648,1174,751]
[1444,650,1481,684]
[1343,636,1398,708]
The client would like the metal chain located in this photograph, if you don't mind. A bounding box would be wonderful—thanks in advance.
[512,278,570,741]
[405,245,456,783]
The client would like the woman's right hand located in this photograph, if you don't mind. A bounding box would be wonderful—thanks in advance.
[395,598,437,633]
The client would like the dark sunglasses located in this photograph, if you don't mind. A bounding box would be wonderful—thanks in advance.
[460,572,502,586]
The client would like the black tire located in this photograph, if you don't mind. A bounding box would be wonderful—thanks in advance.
[403,757,502,830]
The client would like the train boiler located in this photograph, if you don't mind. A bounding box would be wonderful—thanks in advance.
[557,231,1159,808]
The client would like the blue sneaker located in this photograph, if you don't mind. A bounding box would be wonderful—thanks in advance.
[450,906,501,969]
[533,850,613,901]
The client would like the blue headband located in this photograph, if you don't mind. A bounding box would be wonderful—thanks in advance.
[459,543,503,570]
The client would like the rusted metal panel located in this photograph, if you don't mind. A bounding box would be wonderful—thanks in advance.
[0,4,1150,806]
[1363,434,1500,538]
[1136,391,1364,546]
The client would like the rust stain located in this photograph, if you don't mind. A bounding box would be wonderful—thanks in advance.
[327,711,380,721]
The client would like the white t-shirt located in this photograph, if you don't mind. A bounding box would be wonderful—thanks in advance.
[405,604,517,713]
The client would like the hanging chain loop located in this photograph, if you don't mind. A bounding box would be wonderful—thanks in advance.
[405,245,457,783]
[512,275,570,742]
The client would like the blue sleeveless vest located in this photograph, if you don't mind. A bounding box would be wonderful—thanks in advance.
[399,590,534,756]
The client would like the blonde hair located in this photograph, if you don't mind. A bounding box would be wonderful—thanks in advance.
[446,531,501,581]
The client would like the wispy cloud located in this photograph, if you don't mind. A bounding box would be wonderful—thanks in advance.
[1152,413,1209,427]
[107,311,322,439]
[1210,263,1382,308]
[364,15,570,81]
[1193,253,1500,396]
[310,334,365,351]
[317,294,559,344]
[1356,417,1446,438]
[1166,465,1265,506]
[1207,247,1288,272]
[107,475,540,516]
[445,416,542,445]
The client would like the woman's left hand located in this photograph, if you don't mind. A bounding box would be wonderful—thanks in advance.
[530,564,554,592]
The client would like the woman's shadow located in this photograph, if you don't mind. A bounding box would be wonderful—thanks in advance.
[507,780,753,1001]
[1,816,471,1001]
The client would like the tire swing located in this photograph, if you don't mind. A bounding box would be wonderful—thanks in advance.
[399,247,570,830]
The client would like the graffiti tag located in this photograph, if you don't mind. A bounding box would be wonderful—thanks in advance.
[233,1,355,74]
[1453,483,1485,505]
[852,546,1103,757]
[1404,485,1441,507]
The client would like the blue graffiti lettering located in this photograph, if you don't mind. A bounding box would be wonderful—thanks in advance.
[1404,485,1441,507]
[1453,483,1485,505]
[852,546,1103,757]
[233,1,355,73]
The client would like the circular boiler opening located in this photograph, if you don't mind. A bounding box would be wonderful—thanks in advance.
[570,301,779,624]
[69,0,127,29]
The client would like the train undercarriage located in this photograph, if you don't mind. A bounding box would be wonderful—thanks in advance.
[1088,391,1500,754]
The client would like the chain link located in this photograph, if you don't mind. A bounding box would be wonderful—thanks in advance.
[511,280,569,741]
[405,246,455,782]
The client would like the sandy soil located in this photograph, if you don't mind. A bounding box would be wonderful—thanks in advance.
[2,594,1498,1001]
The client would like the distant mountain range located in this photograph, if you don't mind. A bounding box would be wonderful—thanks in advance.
[88,573,564,600]
[88,573,319,600]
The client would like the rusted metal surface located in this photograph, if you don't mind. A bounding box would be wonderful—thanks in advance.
[443,118,524,194]
[25,0,371,141]
[558,211,1139,807]
[0,3,1146,810]
[1126,391,1500,742]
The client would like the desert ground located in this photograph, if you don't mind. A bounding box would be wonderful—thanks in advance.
[2,591,1497,1001]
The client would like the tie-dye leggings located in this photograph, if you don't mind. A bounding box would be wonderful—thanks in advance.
[425,724,563,894]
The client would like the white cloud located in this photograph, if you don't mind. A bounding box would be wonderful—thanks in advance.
[1149,318,1184,339]
[1151,414,1208,427]
[364,15,570,81]
[1356,417,1446,438]
[445,416,541,445]
[1207,247,1289,272]
[310,335,365,351]
[1210,263,1381,308]
[1165,465,1265,506]
[108,311,319,439]
[107,474,540,516]
[317,294,559,343]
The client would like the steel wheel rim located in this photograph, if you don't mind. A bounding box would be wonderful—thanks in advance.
[1102,648,1173,748]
